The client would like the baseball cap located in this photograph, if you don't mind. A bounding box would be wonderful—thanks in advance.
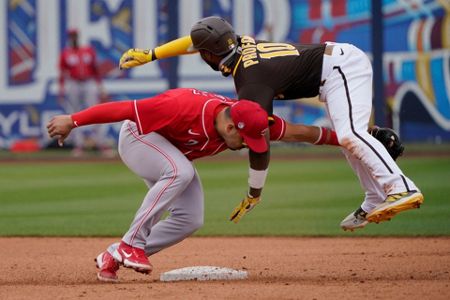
[230,100,269,153]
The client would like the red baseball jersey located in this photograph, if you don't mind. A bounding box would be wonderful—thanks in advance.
[131,88,285,160]
[59,46,100,81]
[72,88,286,160]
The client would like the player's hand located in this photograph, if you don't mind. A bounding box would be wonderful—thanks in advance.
[46,115,74,146]
[229,195,261,223]
[119,48,153,69]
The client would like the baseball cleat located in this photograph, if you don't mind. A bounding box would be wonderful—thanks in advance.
[366,191,424,223]
[95,251,120,283]
[340,207,368,231]
[113,241,153,274]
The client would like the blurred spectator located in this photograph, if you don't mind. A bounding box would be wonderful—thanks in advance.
[58,28,113,157]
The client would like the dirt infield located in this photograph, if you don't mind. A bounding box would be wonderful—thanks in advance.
[1,237,449,300]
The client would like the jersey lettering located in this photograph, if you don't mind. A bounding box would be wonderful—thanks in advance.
[257,43,300,59]
[240,35,259,68]
[191,88,227,101]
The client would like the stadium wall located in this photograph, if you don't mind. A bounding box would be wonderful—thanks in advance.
[0,0,449,149]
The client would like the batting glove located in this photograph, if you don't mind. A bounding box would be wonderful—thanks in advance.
[119,48,153,69]
[229,195,261,223]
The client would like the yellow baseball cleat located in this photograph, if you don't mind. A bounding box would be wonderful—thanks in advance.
[366,191,424,223]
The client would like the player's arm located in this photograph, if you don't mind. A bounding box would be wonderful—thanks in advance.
[229,136,270,224]
[229,85,274,223]
[47,101,135,146]
[119,35,197,69]
[276,119,339,146]
[239,85,274,199]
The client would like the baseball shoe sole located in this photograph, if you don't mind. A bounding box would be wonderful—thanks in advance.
[121,258,152,274]
[366,191,424,223]
[96,271,119,283]
[112,247,152,275]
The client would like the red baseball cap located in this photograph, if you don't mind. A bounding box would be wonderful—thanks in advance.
[230,100,269,153]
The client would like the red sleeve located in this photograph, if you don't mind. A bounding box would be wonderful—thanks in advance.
[269,115,286,141]
[71,101,134,127]
[132,93,180,135]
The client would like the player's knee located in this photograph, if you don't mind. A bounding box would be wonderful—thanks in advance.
[189,217,204,232]
[182,209,204,231]
[174,214,203,235]
[164,163,195,187]
[176,166,196,186]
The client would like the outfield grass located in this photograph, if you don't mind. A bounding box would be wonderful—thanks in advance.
[0,149,449,236]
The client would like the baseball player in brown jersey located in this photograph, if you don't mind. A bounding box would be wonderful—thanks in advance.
[118,16,424,231]
[47,88,340,282]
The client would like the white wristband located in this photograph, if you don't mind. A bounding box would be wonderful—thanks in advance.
[313,126,323,144]
[248,168,268,189]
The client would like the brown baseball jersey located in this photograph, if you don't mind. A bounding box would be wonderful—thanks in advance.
[232,35,326,115]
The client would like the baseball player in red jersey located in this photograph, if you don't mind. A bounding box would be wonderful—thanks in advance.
[47,88,339,282]
[118,16,424,231]
[58,28,110,156]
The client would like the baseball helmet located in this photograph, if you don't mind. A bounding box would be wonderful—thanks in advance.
[190,16,237,56]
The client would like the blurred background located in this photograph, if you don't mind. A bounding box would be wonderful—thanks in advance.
[1,0,449,154]
[0,0,449,237]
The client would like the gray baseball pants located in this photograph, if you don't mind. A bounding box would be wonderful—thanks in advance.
[118,120,204,255]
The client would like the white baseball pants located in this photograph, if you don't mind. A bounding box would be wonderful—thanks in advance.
[319,42,419,211]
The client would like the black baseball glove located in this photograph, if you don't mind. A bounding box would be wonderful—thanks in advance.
[369,126,404,160]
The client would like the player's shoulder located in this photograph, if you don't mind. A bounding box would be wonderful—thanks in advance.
[159,88,206,109]
[166,88,230,102]
[164,88,201,100]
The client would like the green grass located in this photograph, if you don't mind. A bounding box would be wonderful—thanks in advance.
[0,149,449,236]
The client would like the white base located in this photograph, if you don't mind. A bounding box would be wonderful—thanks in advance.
[160,266,248,282]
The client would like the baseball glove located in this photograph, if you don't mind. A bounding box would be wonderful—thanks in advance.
[369,126,404,160]
[229,195,261,223]
[119,48,153,69]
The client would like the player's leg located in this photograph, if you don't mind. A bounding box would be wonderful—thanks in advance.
[97,170,204,279]
[143,169,204,256]
[339,148,385,231]
[113,121,196,273]
[97,171,204,281]
[322,43,422,224]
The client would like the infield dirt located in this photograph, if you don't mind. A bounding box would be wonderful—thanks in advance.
[1,237,449,300]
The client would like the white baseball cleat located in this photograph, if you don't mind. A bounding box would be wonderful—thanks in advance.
[340,207,368,231]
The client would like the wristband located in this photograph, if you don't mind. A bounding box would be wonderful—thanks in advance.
[248,168,268,189]
[313,126,324,144]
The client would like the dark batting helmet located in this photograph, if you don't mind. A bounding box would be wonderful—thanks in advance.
[190,16,237,56]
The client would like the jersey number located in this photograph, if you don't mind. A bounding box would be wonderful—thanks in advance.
[257,43,299,59]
